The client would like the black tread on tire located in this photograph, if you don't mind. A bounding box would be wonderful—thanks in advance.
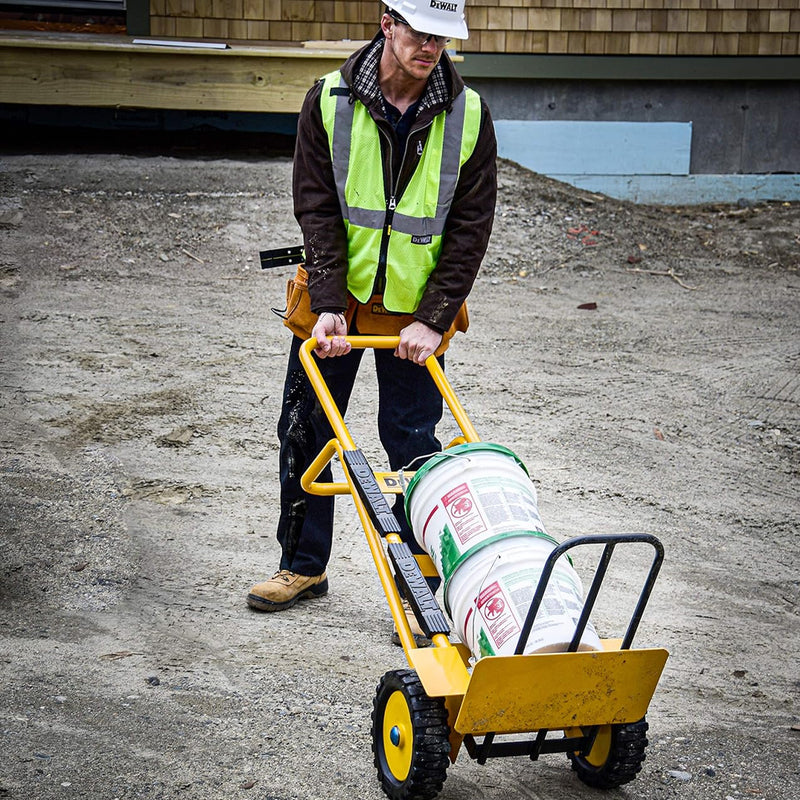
[371,668,450,800]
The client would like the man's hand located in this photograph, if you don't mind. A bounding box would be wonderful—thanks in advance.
[395,321,443,366]
[312,312,351,358]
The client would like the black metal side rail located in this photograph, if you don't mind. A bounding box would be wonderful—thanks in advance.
[342,448,450,639]
[462,533,664,765]
[516,533,665,656]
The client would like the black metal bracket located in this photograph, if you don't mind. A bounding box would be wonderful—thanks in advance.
[341,450,401,536]
[260,245,303,270]
[387,541,450,639]
[463,730,594,763]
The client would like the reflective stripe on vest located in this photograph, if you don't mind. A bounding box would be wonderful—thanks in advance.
[319,71,482,312]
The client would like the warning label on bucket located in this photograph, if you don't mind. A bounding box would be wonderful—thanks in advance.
[473,476,546,532]
[477,581,519,648]
[441,483,489,545]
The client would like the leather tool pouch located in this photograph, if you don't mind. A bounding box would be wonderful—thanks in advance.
[278,262,469,356]
[354,295,469,357]
[282,264,358,340]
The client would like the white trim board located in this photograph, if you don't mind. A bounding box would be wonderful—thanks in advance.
[552,173,800,205]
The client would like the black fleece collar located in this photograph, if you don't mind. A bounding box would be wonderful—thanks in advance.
[349,36,452,116]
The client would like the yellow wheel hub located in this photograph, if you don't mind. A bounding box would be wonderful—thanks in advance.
[383,690,413,781]
[566,725,613,768]
[585,725,612,766]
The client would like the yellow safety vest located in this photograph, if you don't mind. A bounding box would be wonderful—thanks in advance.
[318,70,482,313]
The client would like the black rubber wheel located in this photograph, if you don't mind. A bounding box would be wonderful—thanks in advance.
[371,668,450,800]
[567,718,649,789]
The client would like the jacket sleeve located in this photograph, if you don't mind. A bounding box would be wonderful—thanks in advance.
[292,81,351,315]
[413,99,497,333]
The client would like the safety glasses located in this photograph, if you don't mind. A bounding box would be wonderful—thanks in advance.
[388,10,451,48]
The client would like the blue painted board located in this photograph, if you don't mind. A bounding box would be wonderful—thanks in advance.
[494,120,692,176]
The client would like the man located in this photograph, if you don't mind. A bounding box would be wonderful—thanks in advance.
[247,1,497,641]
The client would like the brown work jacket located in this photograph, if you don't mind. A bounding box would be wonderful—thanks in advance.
[291,33,498,334]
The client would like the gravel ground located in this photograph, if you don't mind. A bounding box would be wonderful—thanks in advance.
[1,148,798,800]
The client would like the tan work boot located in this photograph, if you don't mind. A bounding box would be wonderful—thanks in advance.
[391,598,432,648]
[247,570,328,612]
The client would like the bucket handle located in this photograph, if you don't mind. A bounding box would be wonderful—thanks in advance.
[398,450,473,494]
[464,551,501,662]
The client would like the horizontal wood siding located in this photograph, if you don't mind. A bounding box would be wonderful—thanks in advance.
[149,1,800,56]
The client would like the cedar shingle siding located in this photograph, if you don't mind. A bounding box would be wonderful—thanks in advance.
[150,1,800,57]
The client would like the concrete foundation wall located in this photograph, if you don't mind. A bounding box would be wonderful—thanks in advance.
[469,78,800,176]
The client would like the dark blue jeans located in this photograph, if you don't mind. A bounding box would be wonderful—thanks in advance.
[276,334,443,590]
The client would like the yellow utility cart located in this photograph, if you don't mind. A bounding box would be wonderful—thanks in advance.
[297,336,669,800]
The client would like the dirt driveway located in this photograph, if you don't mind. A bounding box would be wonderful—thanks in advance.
[1,150,798,800]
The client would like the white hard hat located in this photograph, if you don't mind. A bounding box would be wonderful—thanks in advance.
[385,1,469,40]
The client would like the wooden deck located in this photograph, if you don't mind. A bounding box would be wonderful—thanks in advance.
[2,27,796,120]
[0,31,359,113]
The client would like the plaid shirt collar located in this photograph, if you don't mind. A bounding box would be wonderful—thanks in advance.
[352,38,451,116]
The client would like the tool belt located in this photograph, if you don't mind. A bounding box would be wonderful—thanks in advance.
[280,263,468,357]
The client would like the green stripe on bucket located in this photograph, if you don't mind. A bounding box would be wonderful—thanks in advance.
[403,441,529,523]
[442,529,558,616]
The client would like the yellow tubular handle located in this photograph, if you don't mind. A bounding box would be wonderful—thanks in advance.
[299,337,357,451]
[297,335,479,661]
[423,353,480,445]
[298,336,480,447]
[300,439,352,496]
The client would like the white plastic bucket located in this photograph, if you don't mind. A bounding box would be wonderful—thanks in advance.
[404,443,551,584]
[445,536,602,658]
[403,442,601,658]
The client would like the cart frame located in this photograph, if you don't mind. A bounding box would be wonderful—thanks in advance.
[297,335,668,790]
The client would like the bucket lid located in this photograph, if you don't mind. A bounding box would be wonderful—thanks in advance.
[403,441,529,518]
